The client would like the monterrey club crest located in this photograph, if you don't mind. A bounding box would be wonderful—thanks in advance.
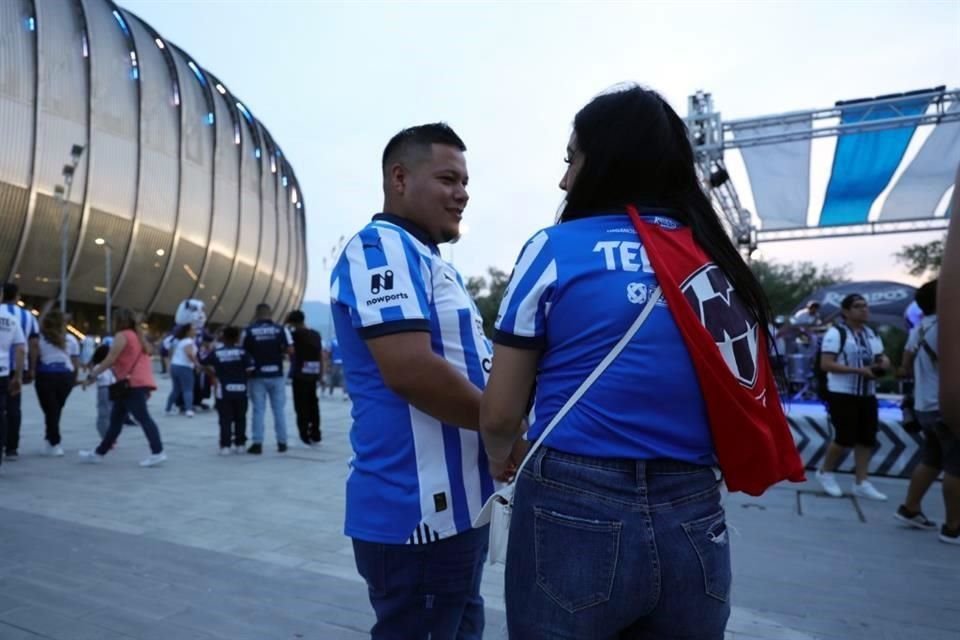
[681,263,759,388]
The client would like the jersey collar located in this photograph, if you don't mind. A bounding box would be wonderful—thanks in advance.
[372,213,438,252]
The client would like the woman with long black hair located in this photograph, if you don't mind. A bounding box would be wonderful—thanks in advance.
[34,309,79,456]
[480,85,801,639]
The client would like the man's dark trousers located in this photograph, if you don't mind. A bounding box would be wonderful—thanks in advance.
[0,378,8,467]
[352,525,488,640]
[292,377,321,443]
[216,396,248,448]
[2,383,20,455]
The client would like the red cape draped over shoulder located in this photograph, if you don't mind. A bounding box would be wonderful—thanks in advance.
[627,205,805,496]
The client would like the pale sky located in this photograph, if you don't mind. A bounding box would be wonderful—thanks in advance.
[121,0,960,300]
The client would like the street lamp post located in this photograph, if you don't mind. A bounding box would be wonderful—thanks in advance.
[58,144,85,314]
[94,238,112,335]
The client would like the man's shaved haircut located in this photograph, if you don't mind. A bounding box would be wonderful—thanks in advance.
[381,123,466,175]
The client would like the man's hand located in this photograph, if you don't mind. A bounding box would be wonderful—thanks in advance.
[8,377,21,397]
[22,371,34,385]
[858,367,877,380]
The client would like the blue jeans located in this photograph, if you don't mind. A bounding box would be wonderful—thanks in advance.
[0,378,7,467]
[352,525,488,640]
[248,377,287,444]
[166,365,194,412]
[505,448,731,639]
[96,388,163,455]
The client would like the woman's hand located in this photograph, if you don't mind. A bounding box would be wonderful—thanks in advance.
[488,419,529,482]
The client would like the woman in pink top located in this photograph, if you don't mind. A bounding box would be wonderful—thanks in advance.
[79,308,166,467]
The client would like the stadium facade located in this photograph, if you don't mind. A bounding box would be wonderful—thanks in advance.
[0,0,307,331]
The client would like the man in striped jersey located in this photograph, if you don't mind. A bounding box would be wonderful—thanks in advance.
[1,283,40,461]
[331,123,503,639]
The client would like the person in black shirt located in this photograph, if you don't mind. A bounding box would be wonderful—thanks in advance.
[286,310,323,446]
[202,326,255,455]
[243,303,293,454]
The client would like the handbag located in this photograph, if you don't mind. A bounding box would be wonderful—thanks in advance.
[473,286,663,565]
[108,349,145,402]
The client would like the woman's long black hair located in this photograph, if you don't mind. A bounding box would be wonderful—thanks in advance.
[561,84,775,343]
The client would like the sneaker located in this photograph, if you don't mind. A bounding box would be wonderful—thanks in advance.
[4,451,18,462]
[233,445,245,454]
[78,450,104,464]
[139,452,167,467]
[185,410,195,418]
[51,445,65,457]
[852,480,888,502]
[277,443,288,453]
[247,443,263,455]
[894,505,937,530]
[939,525,960,545]
[815,470,843,497]
[219,447,232,456]
[164,409,177,416]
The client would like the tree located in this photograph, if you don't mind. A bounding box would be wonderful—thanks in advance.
[465,267,510,337]
[749,259,850,316]
[894,237,944,278]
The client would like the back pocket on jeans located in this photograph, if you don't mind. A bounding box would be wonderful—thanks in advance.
[534,507,622,613]
[682,510,732,603]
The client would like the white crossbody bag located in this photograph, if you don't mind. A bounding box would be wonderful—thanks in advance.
[473,286,662,565]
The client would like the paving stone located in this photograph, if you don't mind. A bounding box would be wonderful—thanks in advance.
[0,373,956,639]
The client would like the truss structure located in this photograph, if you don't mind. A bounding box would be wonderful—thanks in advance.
[686,86,960,250]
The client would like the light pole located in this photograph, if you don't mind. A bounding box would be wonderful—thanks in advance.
[58,144,85,314]
[94,237,112,335]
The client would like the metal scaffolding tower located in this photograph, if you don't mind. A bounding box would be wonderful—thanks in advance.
[687,86,960,249]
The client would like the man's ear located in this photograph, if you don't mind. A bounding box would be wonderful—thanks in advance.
[388,163,407,196]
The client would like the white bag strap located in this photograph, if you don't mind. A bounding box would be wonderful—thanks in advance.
[509,286,662,485]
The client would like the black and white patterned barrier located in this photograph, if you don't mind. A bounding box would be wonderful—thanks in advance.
[784,401,923,479]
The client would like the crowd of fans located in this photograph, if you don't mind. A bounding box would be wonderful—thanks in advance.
[0,284,344,472]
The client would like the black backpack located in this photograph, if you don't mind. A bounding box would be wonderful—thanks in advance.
[814,325,847,401]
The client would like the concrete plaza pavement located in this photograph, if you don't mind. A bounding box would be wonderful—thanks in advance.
[0,371,957,639]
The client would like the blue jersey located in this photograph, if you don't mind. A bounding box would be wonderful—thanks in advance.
[330,213,494,545]
[201,346,254,398]
[1,303,39,373]
[242,320,291,378]
[495,214,715,465]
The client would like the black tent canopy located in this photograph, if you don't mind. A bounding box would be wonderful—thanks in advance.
[792,281,916,327]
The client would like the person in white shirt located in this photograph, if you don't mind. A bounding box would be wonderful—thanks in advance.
[33,309,80,457]
[894,280,959,545]
[1,282,39,461]
[792,301,822,327]
[815,294,891,501]
[0,310,25,473]
[165,324,200,417]
[84,344,116,439]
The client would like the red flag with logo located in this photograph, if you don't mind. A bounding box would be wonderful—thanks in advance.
[627,205,805,495]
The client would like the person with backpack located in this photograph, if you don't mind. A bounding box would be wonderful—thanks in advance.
[815,293,891,501]
[894,280,958,545]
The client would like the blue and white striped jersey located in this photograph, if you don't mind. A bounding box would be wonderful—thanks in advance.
[0,303,39,373]
[495,214,715,465]
[330,213,495,545]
